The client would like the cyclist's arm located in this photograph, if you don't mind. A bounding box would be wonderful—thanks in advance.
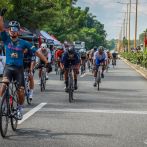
[47,49,51,63]
[60,54,64,70]
[30,61,35,73]
[35,51,49,64]
[0,16,4,32]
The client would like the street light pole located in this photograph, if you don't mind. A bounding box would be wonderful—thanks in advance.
[126,4,129,40]
[128,0,131,53]
[134,0,138,49]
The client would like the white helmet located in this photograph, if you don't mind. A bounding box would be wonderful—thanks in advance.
[41,43,47,49]
[81,49,85,53]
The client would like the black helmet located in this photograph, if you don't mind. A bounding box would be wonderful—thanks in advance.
[98,46,104,52]
[8,21,20,29]
[68,46,75,54]
[93,46,97,50]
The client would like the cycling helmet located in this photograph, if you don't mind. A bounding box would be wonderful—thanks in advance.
[80,49,85,53]
[93,46,97,50]
[98,46,104,52]
[68,46,75,54]
[59,47,64,50]
[41,43,47,49]
[8,21,20,29]
[107,49,110,52]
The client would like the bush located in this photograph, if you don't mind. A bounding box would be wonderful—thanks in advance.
[120,51,147,68]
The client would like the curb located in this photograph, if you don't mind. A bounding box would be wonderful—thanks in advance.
[120,57,147,79]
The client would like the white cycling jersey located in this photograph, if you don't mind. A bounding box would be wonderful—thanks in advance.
[36,48,51,63]
[94,51,108,60]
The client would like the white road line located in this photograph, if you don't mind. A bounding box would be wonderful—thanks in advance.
[18,103,47,124]
[80,73,86,77]
[22,108,147,115]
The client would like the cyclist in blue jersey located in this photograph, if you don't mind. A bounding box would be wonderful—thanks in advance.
[23,48,35,100]
[60,46,80,92]
[0,8,51,120]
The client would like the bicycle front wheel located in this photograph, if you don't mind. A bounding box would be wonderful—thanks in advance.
[97,71,100,91]
[11,91,18,131]
[68,78,73,103]
[0,93,9,138]
[43,71,46,90]
[40,72,44,92]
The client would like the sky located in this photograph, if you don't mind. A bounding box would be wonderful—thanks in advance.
[75,0,147,41]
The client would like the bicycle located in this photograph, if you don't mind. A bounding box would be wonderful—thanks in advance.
[95,63,106,91]
[37,64,47,92]
[55,61,60,75]
[24,67,31,105]
[0,81,20,138]
[81,60,85,75]
[64,66,78,103]
[60,69,64,81]
[112,58,116,68]
[87,59,91,71]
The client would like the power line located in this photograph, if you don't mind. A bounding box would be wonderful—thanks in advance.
[131,6,147,17]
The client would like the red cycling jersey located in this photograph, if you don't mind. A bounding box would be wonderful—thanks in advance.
[56,50,65,58]
[87,50,91,56]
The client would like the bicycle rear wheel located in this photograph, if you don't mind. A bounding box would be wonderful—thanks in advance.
[97,71,100,91]
[11,91,18,131]
[0,93,9,138]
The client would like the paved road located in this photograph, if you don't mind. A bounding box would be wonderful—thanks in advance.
[1,59,147,147]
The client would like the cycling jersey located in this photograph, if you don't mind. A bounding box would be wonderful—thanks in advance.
[56,50,65,58]
[23,50,35,63]
[107,52,111,58]
[94,51,108,60]
[78,50,87,58]
[112,53,116,58]
[61,51,80,68]
[87,50,91,57]
[90,49,97,57]
[1,30,37,66]
[36,48,51,63]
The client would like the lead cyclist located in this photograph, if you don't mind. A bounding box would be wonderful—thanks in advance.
[0,8,51,120]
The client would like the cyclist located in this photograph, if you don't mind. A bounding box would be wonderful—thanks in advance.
[93,46,108,87]
[112,51,116,65]
[0,8,51,120]
[60,46,80,92]
[36,43,51,83]
[78,49,87,71]
[54,46,59,71]
[56,47,65,69]
[89,46,97,68]
[23,48,35,100]
[106,49,111,68]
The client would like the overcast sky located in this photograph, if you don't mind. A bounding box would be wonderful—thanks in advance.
[75,0,147,41]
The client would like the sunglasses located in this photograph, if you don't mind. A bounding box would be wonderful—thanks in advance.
[69,53,74,56]
[9,27,19,31]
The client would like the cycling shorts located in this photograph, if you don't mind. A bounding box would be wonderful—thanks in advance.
[3,65,25,89]
[81,57,86,60]
[23,62,31,69]
[95,58,105,67]
[64,60,78,68]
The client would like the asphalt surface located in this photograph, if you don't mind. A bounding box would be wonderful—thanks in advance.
[1,59,147,147]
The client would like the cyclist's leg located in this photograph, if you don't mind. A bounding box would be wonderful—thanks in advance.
[0,65,12,97]
[93,60,99,86]
[83,58,86,70]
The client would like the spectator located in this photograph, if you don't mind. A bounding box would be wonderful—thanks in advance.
[140,44,144,52]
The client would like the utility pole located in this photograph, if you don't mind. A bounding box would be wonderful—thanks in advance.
[134,0,138,49]
[126,4,129,40]
[128,0,131,53]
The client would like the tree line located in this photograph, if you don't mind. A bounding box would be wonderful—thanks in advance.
[1,0,107,49]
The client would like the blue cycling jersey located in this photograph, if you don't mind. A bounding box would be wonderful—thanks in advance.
[23,50,35,63]
[61,51,80,68]
[1,30,37,66]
